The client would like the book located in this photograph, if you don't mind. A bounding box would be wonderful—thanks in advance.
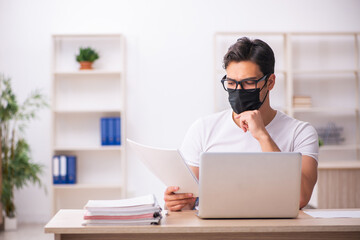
[82,194,162,226]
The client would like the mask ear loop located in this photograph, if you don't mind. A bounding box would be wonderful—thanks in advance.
[258,74,271,108]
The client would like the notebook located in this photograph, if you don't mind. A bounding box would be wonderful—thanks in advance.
[198,152,302,219]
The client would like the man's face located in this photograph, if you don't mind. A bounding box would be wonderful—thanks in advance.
[226,61,269,101]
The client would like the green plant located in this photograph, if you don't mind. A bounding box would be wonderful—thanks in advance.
[0,74,48,218]
[76,47,99,63]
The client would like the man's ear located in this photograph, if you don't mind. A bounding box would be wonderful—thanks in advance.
[267,74,276,90]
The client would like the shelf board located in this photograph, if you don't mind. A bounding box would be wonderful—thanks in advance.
[216,69,286,75]
[293,107,359,114]
[293,69,357,75]
[53,33,122,38]
[320,144,360,151]
[53,184,122,190]
[318,160,360,170]
[54,70,122,76]
[54,146,122,151]
[54,109,122,114]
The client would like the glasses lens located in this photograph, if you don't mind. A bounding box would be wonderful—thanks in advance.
[241,79,257,89]
[223,80,237,91]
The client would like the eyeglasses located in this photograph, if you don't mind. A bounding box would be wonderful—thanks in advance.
[221,74,270,92]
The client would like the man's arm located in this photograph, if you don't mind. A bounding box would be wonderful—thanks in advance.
[189,166,199,180]
[299,155,318,209]
[234,110,318,208]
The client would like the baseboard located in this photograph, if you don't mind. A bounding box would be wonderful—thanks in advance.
[16,213,52,224]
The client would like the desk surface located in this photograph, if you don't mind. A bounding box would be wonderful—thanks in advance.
[45,209,360,235]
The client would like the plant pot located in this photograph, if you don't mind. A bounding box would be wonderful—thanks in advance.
[4,216,17,231]
[79,61,93,70]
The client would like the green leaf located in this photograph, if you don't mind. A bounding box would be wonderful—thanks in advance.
[75,47,99,63]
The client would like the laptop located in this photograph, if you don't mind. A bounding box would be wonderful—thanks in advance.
[198,152,302,219]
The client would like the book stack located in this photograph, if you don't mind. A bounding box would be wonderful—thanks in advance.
[293,96,312,108]
[82,194,162,226]
[52,155,76,184]
[101,117,121,146]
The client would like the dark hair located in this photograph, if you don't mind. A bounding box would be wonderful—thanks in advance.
[223,37,275,75]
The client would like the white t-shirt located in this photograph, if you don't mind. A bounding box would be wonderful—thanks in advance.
[180,109,319,167]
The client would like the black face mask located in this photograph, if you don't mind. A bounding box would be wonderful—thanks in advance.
[228,81,269,114]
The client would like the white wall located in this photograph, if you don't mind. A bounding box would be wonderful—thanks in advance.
[0,0,359,223]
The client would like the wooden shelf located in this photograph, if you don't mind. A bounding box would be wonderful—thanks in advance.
[54,146,122,151]
[53,33,122,38]
[320,144,360,151]
[293,69,357,75]
[215,69,286,75]
[293,107,358,114]
[215,32,360,168]
[318,160,360,169]
[54,70,121,76]
[54,109,122,114]
[53,184,122,190]
[51,34,127,214]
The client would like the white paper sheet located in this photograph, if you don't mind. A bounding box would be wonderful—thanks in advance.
[85,194,155,208]
[304,210,360,218]
[127,139,199,197]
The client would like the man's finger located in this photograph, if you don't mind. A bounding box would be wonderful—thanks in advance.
[165,193,193,201]
[165,186,179,194]
[169,204,185,211]
[166,199,193,207]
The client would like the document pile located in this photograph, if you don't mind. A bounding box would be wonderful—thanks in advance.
[83,194,162,226]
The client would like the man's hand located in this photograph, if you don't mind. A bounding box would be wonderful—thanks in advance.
[234,110,268,141]
[234,110,280,152]
[164,186,197,211]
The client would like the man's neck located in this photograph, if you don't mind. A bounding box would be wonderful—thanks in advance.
[259,106,277,126]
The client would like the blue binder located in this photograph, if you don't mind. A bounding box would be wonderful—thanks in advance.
[59,155,67,184]
[108,117,115,145]
[67,155,77,184]
[52,155,61,184]
[115,117,121,145]
[101,117,108,145]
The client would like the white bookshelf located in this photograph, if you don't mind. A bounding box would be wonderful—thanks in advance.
[51,34,127,214]
[214,32,360,163]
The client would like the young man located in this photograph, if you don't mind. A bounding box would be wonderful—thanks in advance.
[164,37,319,211]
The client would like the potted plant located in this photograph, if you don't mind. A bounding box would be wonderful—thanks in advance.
[75,47,99,70]
[0,74,48,230]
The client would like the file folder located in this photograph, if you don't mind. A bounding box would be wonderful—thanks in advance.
[59,155,67,184]
[53,155,61,184]
[67,155,77,184]
[101,117,108,145]
[115,117,121,145]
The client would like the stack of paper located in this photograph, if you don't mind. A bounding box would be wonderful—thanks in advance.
[82,194,162,226]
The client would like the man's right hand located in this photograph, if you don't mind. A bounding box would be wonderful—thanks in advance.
[164,186,196,211]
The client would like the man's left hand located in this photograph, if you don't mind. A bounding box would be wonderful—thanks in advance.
[234,110,269,141]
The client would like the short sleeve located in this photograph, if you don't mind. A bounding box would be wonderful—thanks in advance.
[179,118,204,167]
[293,122,319,162]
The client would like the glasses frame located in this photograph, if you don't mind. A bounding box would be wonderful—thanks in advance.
[221,74,270,92]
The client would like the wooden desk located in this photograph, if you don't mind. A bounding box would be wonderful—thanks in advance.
[45,209,360,240]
